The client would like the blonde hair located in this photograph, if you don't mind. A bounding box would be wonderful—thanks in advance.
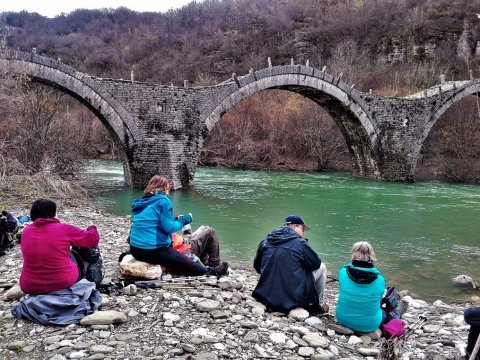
[144,175,170,194]
[351,241,377,262]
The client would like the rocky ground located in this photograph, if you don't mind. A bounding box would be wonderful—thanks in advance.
[0,206,473,360]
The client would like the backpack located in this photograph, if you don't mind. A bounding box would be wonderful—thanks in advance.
[71,245,104,285]
[381,318,406,338]
[382,286,399,313]
[0,211,18,256]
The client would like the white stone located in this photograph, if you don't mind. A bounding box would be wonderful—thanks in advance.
[68,351,86,359]
[328,344,339,356]
[288,307,310,321]
[269,332,286,344]
[304,316,323,326]
[80,310,127,326]
[298,346,315,357]
[423,325,440,333]
[163,312,180,322]
[358,347,380,356]
[348,335,363,345]
[214,343,226,350]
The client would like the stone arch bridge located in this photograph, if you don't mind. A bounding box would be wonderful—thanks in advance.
[1,49,478,189]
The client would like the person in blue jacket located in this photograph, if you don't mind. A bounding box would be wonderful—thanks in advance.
[336,241,407,333]
[252,215,328,314]
[129,175,228,277]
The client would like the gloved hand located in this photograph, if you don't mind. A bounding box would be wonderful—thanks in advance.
[180,213,192,224]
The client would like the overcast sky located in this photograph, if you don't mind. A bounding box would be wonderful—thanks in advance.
[0,0,201,18]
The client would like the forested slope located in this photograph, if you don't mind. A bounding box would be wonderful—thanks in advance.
[1,0,480,182]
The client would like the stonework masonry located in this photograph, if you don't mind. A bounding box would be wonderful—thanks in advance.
[1,49,478,189]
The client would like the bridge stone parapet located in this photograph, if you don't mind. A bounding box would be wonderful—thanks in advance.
[1,50,479,188]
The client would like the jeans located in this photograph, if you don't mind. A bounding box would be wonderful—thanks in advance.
[185,226,221,267]
[465,306,480,358]
[130,244,214,276]
[312,263,327,304]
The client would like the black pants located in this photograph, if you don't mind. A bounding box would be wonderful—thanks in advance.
[465,306,480,359]
[130,245,214,276]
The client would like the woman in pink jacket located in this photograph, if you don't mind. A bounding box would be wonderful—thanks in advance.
[19,199,100,294]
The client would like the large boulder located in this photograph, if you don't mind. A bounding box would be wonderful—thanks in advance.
[119,254,162,279]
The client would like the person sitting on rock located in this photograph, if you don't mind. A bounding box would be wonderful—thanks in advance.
[252,215,328,314]
[19,199,103,294]
[128,175,229,277]
[173,224,222,267]
[336,241,408,333]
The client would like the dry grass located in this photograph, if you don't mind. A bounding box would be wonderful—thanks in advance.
[0,173,92,210]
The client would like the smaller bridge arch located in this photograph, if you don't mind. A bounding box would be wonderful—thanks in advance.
[411,80,480,171]
[200,65,382,180]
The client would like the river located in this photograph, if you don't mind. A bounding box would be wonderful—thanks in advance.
[84,160,480,301]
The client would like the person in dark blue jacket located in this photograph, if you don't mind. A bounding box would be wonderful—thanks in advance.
[252,215,328,314]
[129,175,228,277]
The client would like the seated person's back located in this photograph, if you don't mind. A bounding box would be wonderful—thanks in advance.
[20,199,100,294]
[252,215,327,314]
[336,241,385,333]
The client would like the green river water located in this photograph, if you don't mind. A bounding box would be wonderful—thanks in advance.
[84,160,480,302]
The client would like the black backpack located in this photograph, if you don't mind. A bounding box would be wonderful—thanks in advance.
[0,211,18,256]
[71,245,104,285]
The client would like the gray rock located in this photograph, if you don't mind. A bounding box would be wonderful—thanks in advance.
[4,283,24,301]
[181,343,196,353]
[7,340,26,350]
[240,321,258,329]
[327,323,354,335]
[195,299,220,312]
[302,333,329,348]
[192,352,219,360]
[80,311,127,326]
[90,345,114,354]
[288,308,310,321]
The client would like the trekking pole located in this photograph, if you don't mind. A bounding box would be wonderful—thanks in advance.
[406,315,427,338]
[469,335,480,360]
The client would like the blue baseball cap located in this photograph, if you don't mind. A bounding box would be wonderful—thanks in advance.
[284,215,311,231]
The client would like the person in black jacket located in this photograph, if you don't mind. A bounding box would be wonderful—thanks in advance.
[252,215,328,314]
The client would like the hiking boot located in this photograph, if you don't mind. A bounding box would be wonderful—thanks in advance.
[318,302,329,314]
[215,261,229,277]
[397,299,409,318]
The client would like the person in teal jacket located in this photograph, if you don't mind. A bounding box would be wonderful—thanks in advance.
[336,241,386,333]
[129,175,228,277]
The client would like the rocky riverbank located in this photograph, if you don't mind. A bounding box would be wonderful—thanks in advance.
[0,206,473,359]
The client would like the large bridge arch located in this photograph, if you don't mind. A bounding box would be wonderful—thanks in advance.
[0,49,143,183]
[201,66,381,179]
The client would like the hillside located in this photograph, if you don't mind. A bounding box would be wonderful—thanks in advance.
[1,0,480,182]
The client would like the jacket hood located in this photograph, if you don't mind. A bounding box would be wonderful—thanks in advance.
[266,226,302,245]
[345,262,379,284]
[132,193,166,214]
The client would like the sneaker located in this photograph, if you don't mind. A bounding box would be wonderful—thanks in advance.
[214,261,229,277]
[318,303,329,314]
[396,299,409,318]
